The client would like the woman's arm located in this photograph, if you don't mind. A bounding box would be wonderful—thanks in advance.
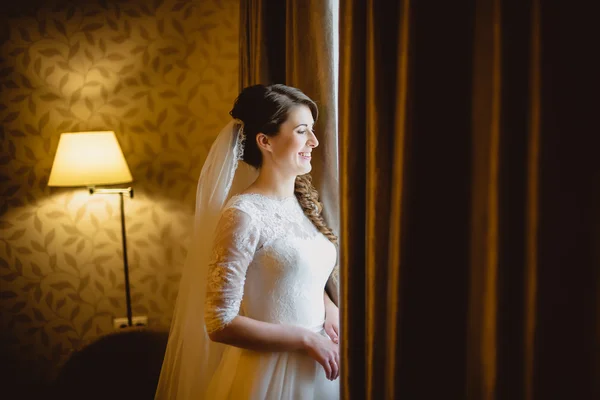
[210,293,339,351]
[323,291,340,343]
[209,315,314,351]
[325,264,340,307]
[210,292,339,351]
[211,315,340,381]
[324,290,337,312]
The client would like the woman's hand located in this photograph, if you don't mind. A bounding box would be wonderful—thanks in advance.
[324,303,339,344]
[303,331,340,381]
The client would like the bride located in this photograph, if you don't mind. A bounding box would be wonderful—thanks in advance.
[155,84,341,399]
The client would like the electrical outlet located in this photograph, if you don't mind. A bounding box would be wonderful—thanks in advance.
[113,315,148,329]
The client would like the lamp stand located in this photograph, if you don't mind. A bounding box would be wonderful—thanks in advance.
[89,186,134,327]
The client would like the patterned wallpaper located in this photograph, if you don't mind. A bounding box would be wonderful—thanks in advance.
[0,0,239,384]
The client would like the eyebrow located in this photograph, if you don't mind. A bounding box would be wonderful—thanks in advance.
[294,124,312,129]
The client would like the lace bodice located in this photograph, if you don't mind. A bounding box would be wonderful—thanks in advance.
[204,193,339,334]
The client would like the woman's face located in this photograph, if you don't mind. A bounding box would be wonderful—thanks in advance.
[259,105,319,176]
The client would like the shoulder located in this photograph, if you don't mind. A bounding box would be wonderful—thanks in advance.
[213,197,260,238]
[223,194,256,211]
[221,194,264,224]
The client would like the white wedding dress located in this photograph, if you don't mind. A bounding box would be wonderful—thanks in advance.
[203,193,340,400]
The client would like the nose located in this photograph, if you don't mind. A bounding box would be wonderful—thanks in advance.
[307,130,319,148]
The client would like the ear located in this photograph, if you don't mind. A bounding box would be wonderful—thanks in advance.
[256,133,272,153]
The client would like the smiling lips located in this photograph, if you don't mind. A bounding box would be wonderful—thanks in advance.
[299,152,312,160]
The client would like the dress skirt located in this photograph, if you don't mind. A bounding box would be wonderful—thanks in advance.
[206,328,340,400]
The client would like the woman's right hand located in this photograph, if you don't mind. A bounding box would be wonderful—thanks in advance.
[302,331,340,381]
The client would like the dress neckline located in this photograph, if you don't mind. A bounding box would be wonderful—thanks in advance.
[236,192,297,202]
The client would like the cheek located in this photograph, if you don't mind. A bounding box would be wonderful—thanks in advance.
[276,137,304,158]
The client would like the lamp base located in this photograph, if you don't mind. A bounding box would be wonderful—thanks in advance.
[113,316,148,330]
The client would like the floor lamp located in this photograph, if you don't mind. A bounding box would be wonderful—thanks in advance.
[48,131,135,327]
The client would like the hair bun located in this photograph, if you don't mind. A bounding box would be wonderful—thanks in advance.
[229,84,269,123]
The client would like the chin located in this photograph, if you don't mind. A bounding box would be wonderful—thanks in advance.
[289,160,312,176]
[300,165,312,174]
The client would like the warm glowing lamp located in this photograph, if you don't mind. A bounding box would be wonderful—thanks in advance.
[49,131,135,327]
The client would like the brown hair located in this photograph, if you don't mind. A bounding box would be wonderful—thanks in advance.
[230,84,337,245]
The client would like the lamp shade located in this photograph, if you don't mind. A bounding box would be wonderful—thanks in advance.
[48,131,133,187]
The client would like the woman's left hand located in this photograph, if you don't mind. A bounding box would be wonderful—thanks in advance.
[324,303,339,344]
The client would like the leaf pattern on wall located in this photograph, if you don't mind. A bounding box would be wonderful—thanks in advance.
[0,0,239,383]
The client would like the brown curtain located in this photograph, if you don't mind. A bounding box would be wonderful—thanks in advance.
[239,0,340,246]
[339,0,600,399]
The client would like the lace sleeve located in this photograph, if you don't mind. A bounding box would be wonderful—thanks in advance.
[204,207,260,334]
[326,264,340,307]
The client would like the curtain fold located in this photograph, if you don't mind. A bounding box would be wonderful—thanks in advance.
[339,0,599,399]
[239,0,339,251]
[467,0,503,397]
